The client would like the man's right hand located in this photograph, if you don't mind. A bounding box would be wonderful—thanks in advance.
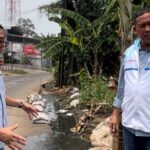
[110,107,121,136]
[0,124,26,150]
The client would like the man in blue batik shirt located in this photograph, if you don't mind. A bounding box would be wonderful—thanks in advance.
[110,8,150,150]
[0,25,38,150]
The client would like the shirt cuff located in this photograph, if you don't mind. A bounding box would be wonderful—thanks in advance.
[113,97,122,108]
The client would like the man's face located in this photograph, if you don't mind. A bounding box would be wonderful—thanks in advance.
[0,28,5,53]
[134,12,150,46]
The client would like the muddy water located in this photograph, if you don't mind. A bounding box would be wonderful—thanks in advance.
[25,94,91,150]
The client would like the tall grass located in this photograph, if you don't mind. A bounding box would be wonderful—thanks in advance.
[79,69,115,104]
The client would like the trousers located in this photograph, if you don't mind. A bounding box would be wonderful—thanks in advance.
[123,126,150,150]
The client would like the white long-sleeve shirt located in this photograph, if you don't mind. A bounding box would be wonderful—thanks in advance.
[113,40,150,136]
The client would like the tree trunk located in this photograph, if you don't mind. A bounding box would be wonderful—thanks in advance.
[92,45,99,76]
[65,51,74,85]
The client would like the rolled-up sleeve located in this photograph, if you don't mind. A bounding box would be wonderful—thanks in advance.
[113,58,125,108]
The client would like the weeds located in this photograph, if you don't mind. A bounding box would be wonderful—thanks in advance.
[79,69,115,104]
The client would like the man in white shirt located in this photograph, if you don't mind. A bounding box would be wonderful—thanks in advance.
[110,8,150,150]
[0,25,38,150]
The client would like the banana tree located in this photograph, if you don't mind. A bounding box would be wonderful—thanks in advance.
[38,0,121,88]
[38,18,83,84]
[42,0,117,75]
[117,0,133,54]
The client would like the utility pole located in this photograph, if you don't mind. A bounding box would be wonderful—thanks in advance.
[5,0,21,26]
[5,0,21,65]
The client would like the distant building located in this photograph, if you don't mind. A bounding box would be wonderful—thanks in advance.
[23,44,42,69]
[3,26,44,69]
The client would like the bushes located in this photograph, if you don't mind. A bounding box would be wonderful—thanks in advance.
[79,69,115,104]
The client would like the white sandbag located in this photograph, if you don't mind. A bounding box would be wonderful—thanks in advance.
[70,92,80,100]
[69,87,79,94]
[32,112,49,124]
[70,99,79,107]
[32,101,45,108]
[65,87,79,94]
[42,98,47,102]
[33,105,44,112]
[32,120,50,124]
[66,113,74,116]
[28,93,42,103]
[58,109,69,114]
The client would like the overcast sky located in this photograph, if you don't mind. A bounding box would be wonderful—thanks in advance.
[0,0,60,35]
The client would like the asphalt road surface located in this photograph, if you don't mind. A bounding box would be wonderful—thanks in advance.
[4,71,52,98]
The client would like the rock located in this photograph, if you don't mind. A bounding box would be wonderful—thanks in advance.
[41,80,55,89]
[70,92,80,100]
[90,117,112,149]
[41,81,49,88]
[70,99,79,107]
[89,147,111,150]
[39,89,50,95]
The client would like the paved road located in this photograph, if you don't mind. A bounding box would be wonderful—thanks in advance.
[4,71,53,150]
[4,71,52,98]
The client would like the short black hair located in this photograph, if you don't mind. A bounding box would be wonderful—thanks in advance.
[0,25,4,30]
[133,7,150,24]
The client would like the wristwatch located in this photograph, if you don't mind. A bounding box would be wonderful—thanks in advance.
[18,101,25,108]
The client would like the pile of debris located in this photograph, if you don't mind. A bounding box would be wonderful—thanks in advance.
[70,103,112,142]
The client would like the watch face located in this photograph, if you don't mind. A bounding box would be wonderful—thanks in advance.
[18,101,24,108]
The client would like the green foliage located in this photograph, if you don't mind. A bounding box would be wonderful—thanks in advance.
[18,18,38,37]
[132,0,150,5]
[79,69,115,104]
[21,55,31,65]
[144,0,150,5]
[48,8,91,28]
[47,66,58,81]
[39,0,120,77]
